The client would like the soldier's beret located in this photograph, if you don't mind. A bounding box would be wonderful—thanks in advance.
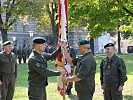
[104,43,114,48]
[78,39,90,45]
[2,41,12,46]
[32,37,46,44]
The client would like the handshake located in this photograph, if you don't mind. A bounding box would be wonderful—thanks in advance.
[59,69,66,75]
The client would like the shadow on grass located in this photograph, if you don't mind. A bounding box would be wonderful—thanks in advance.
[124,95,133,100]
[67,93,78,100]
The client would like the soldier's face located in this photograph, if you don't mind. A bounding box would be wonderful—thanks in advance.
[78,45,85,55]
[38,43,46,52]
[4,45,12,53]
[105,46,115,55]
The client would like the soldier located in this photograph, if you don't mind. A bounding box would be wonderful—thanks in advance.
[22,45,27,63]
[0,41,17,100]
[65,47,76,95]
[62,40,96,100]
[28,37,65,100]
[100,43,127,100]
[12,45,17,56]
[17,46,22,64]
[27,45,32,58]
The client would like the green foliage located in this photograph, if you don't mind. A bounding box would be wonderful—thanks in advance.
[68,0,133,38]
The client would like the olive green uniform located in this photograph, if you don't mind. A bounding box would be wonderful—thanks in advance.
[0,51,17,100]
[100,54,127,100]
[72,52,96,100]
[28,48,61,100]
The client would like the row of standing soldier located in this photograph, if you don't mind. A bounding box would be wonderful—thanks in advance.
[12,45,32,63]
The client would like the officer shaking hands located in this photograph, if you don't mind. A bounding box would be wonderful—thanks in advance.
[27,37,65,100]
[0,41,17,100]
[62,40,96,100]
[100,43,127,100]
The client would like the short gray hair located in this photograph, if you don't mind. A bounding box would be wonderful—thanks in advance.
[83,44,90,49]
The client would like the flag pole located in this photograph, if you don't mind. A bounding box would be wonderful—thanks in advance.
[62,50,66,100]
[62,0,68,99]
[63,81,66,100]
[57,0,68,99]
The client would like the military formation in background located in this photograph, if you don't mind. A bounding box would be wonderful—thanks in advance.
[11,45,32,64]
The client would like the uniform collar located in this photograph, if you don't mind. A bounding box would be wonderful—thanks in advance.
[80,52,91,59]
[3,51,11,55]
[106,54,116,62]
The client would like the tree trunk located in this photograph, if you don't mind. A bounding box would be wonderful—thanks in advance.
[51,19,58,47]
[118,30,121,54]
[1,29,8,43]
[90,38,94,55]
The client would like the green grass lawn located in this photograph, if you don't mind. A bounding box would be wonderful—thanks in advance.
[13,55,133,100]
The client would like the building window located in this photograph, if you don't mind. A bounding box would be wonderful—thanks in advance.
[14,23,17,31]
[23,25,26,32]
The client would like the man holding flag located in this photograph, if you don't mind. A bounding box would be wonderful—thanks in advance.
[62,39,96,100]
[28,37,65,100]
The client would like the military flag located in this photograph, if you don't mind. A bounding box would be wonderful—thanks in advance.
[55,0,71,97]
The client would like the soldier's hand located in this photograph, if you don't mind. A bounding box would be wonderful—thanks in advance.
[59,69,65,75]
[118,85,123,92]
[62,77,68,82]
[0,80,2,85]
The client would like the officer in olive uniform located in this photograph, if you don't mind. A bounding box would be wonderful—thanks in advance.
[62,40,96,100]
[28,37,65,100]
[65,47,76,95]
[100,43,127,100]
[0,41,17,100]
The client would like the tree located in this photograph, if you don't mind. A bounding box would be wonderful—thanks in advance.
[0,0,44,42]
[69,0,133,53]
[35,0,59,47]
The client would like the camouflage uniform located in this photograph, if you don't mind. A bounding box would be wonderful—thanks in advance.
[100,54,127,100]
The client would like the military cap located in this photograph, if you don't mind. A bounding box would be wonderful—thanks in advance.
[78,39,90,45]
[2,41,12,46]
[104,43,114,48]
[32,37,46,44]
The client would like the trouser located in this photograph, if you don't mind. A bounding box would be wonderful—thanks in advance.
[22,56,26,63]
[18,56,22,64]
[1,74,16,100]
[77,93,93,100]
[104,84,123,100]
[28,86,46,100]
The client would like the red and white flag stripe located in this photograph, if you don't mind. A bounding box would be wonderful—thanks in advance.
[55,0,71,96]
